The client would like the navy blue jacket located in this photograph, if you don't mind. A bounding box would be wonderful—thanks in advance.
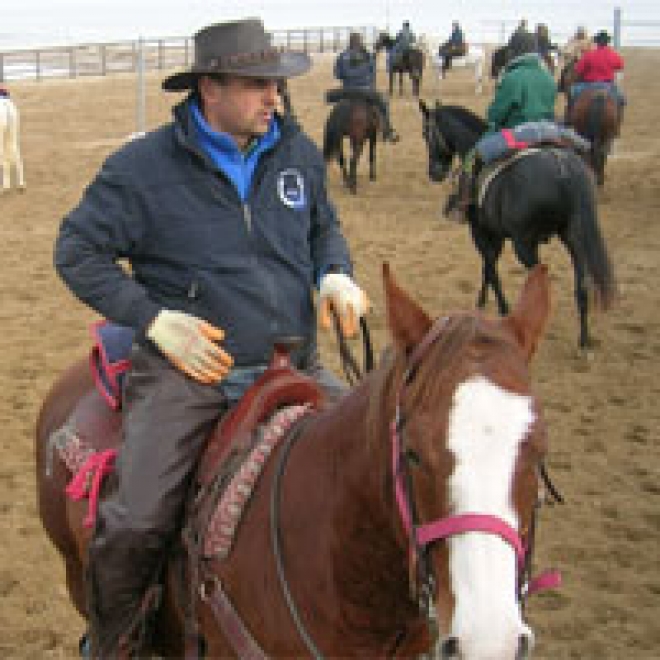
[334,48,376,89]
[55,97,352,368]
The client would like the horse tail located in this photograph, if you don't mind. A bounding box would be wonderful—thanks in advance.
[568,158,617,309]
[585,92,605,144]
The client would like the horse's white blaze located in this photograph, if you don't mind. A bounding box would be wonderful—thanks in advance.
[0,97,26,191]
[446,375,534,658]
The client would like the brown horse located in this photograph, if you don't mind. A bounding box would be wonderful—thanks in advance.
[566,86,621,187]
[375,33,425,97]
[323,95,382,193]
[36,264,557,658]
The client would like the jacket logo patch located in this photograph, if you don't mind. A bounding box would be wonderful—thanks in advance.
[277,169,306,209]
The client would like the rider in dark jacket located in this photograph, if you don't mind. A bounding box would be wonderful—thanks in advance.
[334,32,400,142]
[438,21,467,73]
[55,19,370,657]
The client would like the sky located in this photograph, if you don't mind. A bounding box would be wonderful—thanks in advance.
[2,0,659,49]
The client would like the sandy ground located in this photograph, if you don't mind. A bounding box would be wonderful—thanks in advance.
[0,50,659,658]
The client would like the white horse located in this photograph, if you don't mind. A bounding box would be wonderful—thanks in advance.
[0,95,26,192]
[420,35,485,95]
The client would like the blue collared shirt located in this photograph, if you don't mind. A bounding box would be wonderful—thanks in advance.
[190,99,281,202]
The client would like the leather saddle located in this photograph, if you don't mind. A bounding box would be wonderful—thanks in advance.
[64,337,325,484]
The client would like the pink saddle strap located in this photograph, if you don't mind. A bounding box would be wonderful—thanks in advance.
[65,449,117,528]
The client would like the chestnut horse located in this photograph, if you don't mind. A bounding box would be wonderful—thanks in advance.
[36,265,557,658]
[323,95,382,193]
[566,87,621,187]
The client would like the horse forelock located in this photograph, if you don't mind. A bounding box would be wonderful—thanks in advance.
[366,313,530,447]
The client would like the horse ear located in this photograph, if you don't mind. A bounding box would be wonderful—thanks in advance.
[503,265,551,361]
[383,263,433,352]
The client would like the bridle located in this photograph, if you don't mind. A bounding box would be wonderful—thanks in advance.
[391,315,562,617]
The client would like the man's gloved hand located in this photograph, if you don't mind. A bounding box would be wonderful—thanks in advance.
[146,310,233,384]
[319,273,370,338]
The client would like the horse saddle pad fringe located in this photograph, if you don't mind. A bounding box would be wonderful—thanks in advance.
[201,403,311,559]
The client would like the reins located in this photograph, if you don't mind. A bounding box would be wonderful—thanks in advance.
[330,306,374,386]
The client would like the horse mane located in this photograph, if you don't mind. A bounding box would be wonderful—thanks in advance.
[366,314,487,447]
[433,105,486,154]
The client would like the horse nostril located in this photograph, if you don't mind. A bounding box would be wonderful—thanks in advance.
[441,636,459,658]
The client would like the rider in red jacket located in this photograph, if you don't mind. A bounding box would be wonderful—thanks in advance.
[575,32,623,83]
[571,30,625,121]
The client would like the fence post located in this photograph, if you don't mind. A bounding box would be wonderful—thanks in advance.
[136,37,146,136]
[69,47,76,78]
[613,7,622,49]
[158,39,164,69]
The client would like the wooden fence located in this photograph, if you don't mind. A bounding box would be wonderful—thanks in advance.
[0,26,379,82]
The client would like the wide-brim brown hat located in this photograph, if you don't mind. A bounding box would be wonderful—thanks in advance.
[162,18,312,91]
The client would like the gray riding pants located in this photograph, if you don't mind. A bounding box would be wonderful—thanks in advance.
[87,342,345,656]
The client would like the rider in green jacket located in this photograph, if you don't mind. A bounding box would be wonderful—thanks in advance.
[486,38,556,130]
[448,32,557,214]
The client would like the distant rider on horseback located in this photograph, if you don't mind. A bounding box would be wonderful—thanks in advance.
[438,21,467,74]
[390,20,416,69]
[569,30,625,124]
[334,32,400,142]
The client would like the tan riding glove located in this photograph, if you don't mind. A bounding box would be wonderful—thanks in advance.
[319,273,370,338]
[146,310,233,384]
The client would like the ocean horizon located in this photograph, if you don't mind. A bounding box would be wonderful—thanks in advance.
[1,1,659,51]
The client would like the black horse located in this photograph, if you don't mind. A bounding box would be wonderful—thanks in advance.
[490,44,509,80]
[374,32,425,97]
[419,100,617,348]
[323,93,382,193]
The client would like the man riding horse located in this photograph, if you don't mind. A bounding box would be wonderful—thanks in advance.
[333,32,400,142]
[54,18,370,657]
[390,20,416,70]
[567,30,625,127]
[448,31,557,212]
[438,21,467,74]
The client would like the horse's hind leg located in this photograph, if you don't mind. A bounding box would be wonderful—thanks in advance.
[369,136,377,181]
[11,119,25,190]
[561,236,591,348]
[471,224,508,313]
[338,143,350,189]
[1,139,9,192]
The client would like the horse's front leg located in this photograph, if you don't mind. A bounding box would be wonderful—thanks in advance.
[399,72,404,96]
[561,236,591,348]
[369,135,377,181]
[389,72,394,97]
[349,141,364,193]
